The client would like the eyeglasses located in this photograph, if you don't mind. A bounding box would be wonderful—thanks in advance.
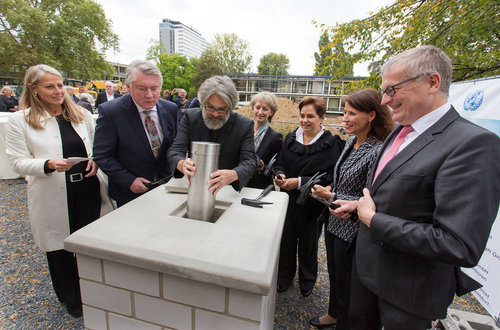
[204,104,229,115]
[380,73,430,97]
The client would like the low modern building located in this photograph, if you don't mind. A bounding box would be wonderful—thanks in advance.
[228,74,366,114]
[1,61,128,85]
[105,61,127,82]
[159,18,208,59]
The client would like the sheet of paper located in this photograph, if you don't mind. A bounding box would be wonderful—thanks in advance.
[67,157,91,163]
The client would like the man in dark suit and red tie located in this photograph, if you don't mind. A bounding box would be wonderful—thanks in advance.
[93,60,178,207]
[350,45,500,329]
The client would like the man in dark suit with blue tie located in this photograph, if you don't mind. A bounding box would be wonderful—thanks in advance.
[93,60,178,207]
[351,45,500,329]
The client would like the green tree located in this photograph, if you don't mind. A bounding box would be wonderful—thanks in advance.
[211,33,252,74]
[145,39,166,64]
[314,33,353,77]
[191,47,224,88]
[257,53,290,75]
[156,53,195,95]
[0,0,119,79]
[146,41,196,94]
[192,33,252,87]
[314,0,500,88]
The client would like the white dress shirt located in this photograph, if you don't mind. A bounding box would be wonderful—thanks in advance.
[134,102,164,147]
[382,102,451,159]
[400,102,451,151]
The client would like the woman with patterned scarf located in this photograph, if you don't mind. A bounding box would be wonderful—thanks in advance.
[246,92,283,189]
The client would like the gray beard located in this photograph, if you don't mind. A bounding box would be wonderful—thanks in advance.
[202,110,230,130]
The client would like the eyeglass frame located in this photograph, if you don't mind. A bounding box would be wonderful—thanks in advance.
[203,104,230,115]
[380,72,431,97]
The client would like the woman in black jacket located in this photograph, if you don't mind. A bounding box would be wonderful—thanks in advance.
[246,92,283,189]
[274,96,343,297]
[0,86,19,112]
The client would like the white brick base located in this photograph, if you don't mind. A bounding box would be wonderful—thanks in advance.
[78,255,275,330]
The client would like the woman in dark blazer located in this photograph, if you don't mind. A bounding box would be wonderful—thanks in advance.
[0,86,19,112]
[274,96,343,297]
[246,92,283,189]
[308,89,394,329]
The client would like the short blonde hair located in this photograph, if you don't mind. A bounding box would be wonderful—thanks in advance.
[1,86,13,94]
[249,92,278,122]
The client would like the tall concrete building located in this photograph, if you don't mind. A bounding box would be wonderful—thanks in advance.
[159,18,208,59]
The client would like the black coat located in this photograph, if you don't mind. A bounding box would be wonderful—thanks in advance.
[247,127,283,189]
[0,95,18,112]
[275,128,344,219]
[95,92,121,109]
[168,108,257,191]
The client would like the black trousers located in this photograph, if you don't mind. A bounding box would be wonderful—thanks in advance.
[325,230,353,330]
[46,176,100,305]
[46,250,80,304]
[66,176,100,233]
[349,261,432,330]
[278,208,323,291]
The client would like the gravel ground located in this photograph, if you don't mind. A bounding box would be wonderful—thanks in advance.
[0,178,488,329]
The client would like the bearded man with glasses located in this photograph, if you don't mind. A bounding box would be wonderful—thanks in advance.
[350,45,500,329]
[168,75,257,195]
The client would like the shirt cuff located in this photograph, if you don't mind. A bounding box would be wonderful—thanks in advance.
[43,160,55,174]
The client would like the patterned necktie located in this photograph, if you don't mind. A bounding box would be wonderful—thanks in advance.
[372,125,414,183]
[144,110,161,157]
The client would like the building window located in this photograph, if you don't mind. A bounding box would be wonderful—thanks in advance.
[293,81,307,94]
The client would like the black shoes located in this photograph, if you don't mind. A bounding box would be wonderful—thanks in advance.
[277,284,313,296]
[66,301,83,317]
[309,316,337,329]
[277,284,289,292]
[300,287,313,297]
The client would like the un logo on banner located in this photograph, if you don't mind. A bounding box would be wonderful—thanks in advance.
[464,90,484,112]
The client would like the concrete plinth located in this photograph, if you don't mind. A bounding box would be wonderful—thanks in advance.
[64,181,288,330]
[437,309,500,330]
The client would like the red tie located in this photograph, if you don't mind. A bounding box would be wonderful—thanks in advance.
[373,125,414,183]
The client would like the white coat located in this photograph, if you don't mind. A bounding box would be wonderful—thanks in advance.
[6,109,95,251]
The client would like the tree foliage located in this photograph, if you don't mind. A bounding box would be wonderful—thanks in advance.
[159,54,195,95]
[146,40,196,94]
[314,0,500,89]
[191,47,224,88]
[145,39,166,63]
[314,33,353,77]
[257,53,290,76]
[192,33,252,87]
[0,0,119,79]
[211,33,252,74]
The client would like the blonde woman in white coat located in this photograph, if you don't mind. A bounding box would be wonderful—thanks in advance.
[6,64,101,317]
